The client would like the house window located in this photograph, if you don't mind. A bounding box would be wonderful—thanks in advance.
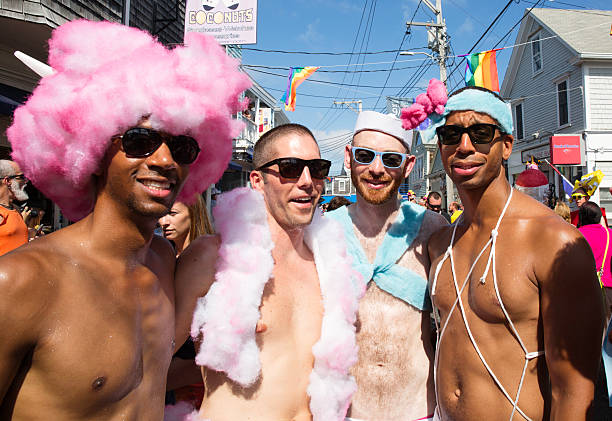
[338,179,346,194]
[531,33,542,75]
[557,79,569,127]
[514,103,524,140]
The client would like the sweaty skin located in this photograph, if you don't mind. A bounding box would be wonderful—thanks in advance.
[348,210,445,420]
[427,109,604,421]
[179,129,327,420]
[343,129,447,420]
[0,121,218,421]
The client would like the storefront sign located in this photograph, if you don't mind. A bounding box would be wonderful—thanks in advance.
[257,107,271,135]
[386,97,413,118]
[185,0,258,45]
[550,135,581,165]
[521,144,549,163]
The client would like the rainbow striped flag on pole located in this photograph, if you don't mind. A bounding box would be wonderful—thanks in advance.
[280,66,319,112]
[464,50,500,92]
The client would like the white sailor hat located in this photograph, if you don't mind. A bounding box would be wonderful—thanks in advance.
[353,110,412,152]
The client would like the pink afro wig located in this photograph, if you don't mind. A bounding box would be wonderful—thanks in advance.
[7,20,251,221]
[400,78,447,130]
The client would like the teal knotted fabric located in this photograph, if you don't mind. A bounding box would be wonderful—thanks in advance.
[327,201,431,311]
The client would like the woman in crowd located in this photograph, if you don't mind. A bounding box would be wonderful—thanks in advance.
[159,195,214,409]
[578,201,612,319]
[554,201,571,223]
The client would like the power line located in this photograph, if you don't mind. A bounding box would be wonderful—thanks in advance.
[315,0,370,130]
[321,0,379,132]
[244,67,411,90]
[373,31,407,110]
[241,63,426,73]
[445,0,523,91]
[240,47,425,55]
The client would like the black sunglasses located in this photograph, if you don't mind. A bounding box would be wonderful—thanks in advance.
[436,123,505,146]
[116,127,200,165]
[257,157,331,179]
[5,174,27,182]
[351,147,407,169]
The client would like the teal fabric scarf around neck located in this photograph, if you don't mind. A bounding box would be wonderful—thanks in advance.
[327,201,431,311]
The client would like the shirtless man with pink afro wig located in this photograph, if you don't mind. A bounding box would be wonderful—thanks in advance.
[0,19,249,420]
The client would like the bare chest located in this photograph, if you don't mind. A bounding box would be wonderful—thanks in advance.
[431,233,540,327]
[258,262,323,351]
[24,266,175,412]
[356,283,432,360]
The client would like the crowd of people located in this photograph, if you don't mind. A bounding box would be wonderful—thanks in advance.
[0,19,610,421]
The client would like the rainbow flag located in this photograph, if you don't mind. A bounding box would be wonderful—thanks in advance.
[280,66,319,112]
[464,50,500,92]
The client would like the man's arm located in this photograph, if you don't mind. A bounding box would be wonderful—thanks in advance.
[537,222,604,421]
[0,253,48,402]
[173,234,219,351]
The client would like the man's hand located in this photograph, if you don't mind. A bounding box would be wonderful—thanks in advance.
[20,206,31,223]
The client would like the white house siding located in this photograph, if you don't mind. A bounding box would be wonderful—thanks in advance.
[506,18,586,191]
[586,66,612,131]
[507,21,585,141]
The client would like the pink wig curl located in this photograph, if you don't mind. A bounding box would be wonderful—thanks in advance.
[7,20,251,221]
[400,78,447,130]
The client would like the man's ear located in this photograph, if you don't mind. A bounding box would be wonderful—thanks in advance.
[344,144,352,171]
[403,155,416,179]
[249,170,265,192]
[502,134,514,160]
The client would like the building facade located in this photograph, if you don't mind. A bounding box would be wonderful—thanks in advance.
[501,8,612,214]
[0,1,286,227]
[408,130,437,199]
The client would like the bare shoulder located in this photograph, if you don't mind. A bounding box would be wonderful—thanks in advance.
[423,210,452,260]
[0,242,61,340]
[420,209,450,238]
[176,234,220,293]
[516,193,583,251]
[179,234,220,265]
[512,193,589,280]
[149,234,176,266]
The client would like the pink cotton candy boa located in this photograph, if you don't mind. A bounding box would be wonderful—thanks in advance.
[163,402,200,421]
[400,78,447,130]
[190,187,365,421]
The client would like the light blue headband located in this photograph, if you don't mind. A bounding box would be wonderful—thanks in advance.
[422,89,513,143]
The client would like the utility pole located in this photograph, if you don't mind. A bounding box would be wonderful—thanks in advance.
[407,0,456,205]
[333,100,362,114]
[122,0,131,25]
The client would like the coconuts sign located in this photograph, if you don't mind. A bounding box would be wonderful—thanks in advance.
[185,0,258,45]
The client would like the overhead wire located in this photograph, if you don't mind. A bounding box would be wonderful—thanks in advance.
[444,0,542,92]
[314,0,370,130]
[319,0,378,132]
[239,47,424,55]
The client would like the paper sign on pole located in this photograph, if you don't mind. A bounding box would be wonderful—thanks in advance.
[185,0,258,45]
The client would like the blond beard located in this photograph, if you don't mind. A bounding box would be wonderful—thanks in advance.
[351,170,402,205]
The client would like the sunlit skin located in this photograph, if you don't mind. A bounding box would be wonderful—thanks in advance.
[176,130,326,420]
[428,109,604,421]
[339,129,446,420]
[0,119,220,421]
[255,134,325,232]
[347,130,414,208]
[159,202,191,256]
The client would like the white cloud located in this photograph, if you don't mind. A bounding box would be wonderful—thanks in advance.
[298,19,323,44]
[458,17,474,35]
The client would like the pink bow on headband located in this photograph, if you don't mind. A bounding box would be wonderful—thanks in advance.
[400,79,447,130]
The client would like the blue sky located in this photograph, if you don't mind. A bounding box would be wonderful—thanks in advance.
[240,0,611,174]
